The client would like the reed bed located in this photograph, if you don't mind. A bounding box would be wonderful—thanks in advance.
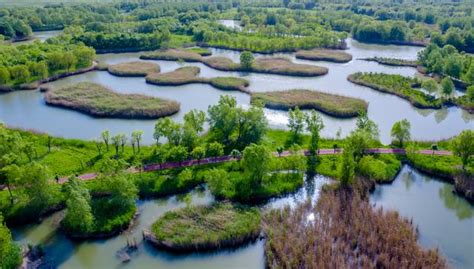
[251,89,367,118]
[296,49,353,63]
[148,203,261,252]
[146,66,249,92]
[263,188,447,268]
[107,61,160,77]
[44,82,180,119]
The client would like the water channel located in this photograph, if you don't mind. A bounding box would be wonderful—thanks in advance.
[0,38,472,145]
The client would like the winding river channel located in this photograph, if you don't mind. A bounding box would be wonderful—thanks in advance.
[0,38,472,144]
[2,30,473,268]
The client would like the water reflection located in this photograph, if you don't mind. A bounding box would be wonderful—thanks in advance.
[371,165,474,269]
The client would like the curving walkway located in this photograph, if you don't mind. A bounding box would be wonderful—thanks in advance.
[53,148,452,184]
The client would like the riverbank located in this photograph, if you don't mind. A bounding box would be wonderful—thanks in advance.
[251,89,367,118]
[145,203,260,252]
[359,57,419,67]
[140,49,328,77]
[44,82,180,119]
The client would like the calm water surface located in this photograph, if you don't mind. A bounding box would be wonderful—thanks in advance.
[12,175,330,268]
[371,165,474,269]
[1,38,471,144]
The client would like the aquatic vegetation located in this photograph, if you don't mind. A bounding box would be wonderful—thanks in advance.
[251,89,367,118]
[348,72,443,109]
[147,203,260,252]
[360,57,418,67]
[141,49,328,76]
[263,188,447,268]
[146,66,249,92]
[107,61,160,77]
[295,49,353,63]
[44,82,180,119]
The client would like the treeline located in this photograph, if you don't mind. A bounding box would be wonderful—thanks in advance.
[418,44,474,84]
[0,41,95,86]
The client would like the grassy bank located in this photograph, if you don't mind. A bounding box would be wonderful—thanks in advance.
[146,66,249,92]
[141,49,328,77]
[263,188,447,268]
[44,82,180,119]
[348,72,442,109]
[107,61,160,77]
[148,203,260,252]
[360,57,418,67]
[295,49,352,63]
[251,89,367,118]
[453,95,474,114]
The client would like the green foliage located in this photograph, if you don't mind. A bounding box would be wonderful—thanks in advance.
[151,203,261,251]
[240,51,254,69]
[358,155,401,183]
[391,119,411,147]
[62,177,93,234]
[0,214,21,269]
[451,130,474,170]
[287,107,305,146]
[305,110,324,155]
[339,147,355,185]
[440,77,454,98]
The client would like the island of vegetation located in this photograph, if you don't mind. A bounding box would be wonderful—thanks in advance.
[107,61,160,77]
[295,49,352,63]
[44,82,180,119]
[359,57,418,67]
[61,170,138,239]
[348,72,443,109]
[145,66,249,92]
[251,89,368,118]
[0,41,95,90]
[145,203,260,252]
[140,49,328,77]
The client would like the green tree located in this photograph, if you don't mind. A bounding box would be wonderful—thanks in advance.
[441,77,454,98]
[240,51,254,70]
[166,145,188,164]
[21,162,58,213]
[206,168,230,198]
[356,111,379,140]
[242,144,271,186]
[62,177,93,234]
[421,79,439,94]
[191,146,206,163]
[391,119,411,147]
[154,117,182,146]
[305,110,324,155]
[207,95,239,147]
[0,214,21,269]
[0,65,10,84]
[183,109,206,133]
[287,107,305,146]
[111,134,121,156]
[451,130,474,171]
[206,142,224,161]
[467,86,474,101]
[339,147,356,185]
[101,130,110,151]
[131,130,143,153]
[9,65,30,84]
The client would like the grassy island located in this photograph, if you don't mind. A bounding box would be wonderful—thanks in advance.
[146,203,260,252]
[360,57,418,67]
[107,61,160,77]
[146,66,249,92]
[348,72,442,109]
[44,82,180,119]
[295,49,352,63]
[141,49,328,77]
[251,89,367,118]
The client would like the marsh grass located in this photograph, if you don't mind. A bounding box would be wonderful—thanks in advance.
[149,203,261,252]
[107,61,160,77]
[184,47,212,56]
[263,188,447,268]
[44,82,180,119]
[360,57,419,67]
[141,49,328,76]
[146,66,249,92]
[252,89,367,118]
[296,49,353,63]
[348,72,443,109]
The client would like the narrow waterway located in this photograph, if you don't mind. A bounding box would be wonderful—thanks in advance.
[12,175,331,268]
[1,38,471,144]
[370,165,474,269]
